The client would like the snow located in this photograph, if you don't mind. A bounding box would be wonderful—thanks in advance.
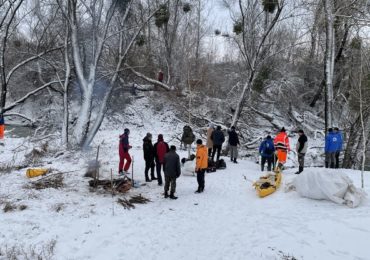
[1,99,370,260]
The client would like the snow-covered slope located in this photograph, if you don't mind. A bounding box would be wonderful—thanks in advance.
[1,98,369,260]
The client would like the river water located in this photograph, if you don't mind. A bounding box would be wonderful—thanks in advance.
[5,125,35,138]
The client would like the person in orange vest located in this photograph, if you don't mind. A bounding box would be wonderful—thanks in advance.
[0,115,4,140]
[195,139,208,193]
[273,127,290,171]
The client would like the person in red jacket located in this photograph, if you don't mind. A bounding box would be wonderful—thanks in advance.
[158,70,164,82]
[154,134,169,186]
[273,127,290,171]
[119,128,132,175]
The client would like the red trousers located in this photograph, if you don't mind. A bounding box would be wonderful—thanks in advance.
[0,125,4,139]
[119,152,131,172]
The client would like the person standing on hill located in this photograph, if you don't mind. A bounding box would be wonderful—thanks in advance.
[274,127,290,171]
[195,139,208,193]
[228,126,240,163]
[154,134,169,186]
[158,69,164,82]
[206,124,214,157]
[259,135,275,172]
[295,130,308,174]
[325,128,337,168]
[211,125,225,162]
[164,145,181,199]
[143,133,157,182]
[118,128,132,176]
[181,125,195,158]
[333,127,343,168]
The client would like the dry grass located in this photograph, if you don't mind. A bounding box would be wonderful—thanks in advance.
[0,239,56,260]
[25,174,64,190]
[3,202,17,213]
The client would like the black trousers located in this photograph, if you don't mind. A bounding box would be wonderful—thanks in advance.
[335,151,340,169]
[261,156,273,171]
[212,145,222,161]
[164,176,176,194]
[145,160,155,179]
[196,169,205,191]
[156,160,164,184]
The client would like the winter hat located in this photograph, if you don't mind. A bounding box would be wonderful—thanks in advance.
[231,126,236,130]
[170,145,176,151]
[217,125,222,130]
[266,135,271,139]
[334,127,339,131]
[298,130,304,134]
[328,128,333,132]
[124,128,130,134]
[280,127,286,132]
[158,134,164,141]
[196,139,202,145]
[146,132,152,139]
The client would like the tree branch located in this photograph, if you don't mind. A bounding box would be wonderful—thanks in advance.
[4,80,62,112]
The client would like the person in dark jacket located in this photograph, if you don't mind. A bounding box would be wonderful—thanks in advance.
[119,128,132,175]
[228,126,240,163]
[325,128,337,168]
[164,145,181,199]
[211,125,225,161]
[181,125,195,158]
[333,127,343,168]
[143,133,157,182]
[154,134,170,186]
[295,130,308,174]
[259,135,275,172]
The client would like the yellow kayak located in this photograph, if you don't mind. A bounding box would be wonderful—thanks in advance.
[253,170,282,198]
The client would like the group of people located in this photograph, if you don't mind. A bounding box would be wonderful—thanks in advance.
[118,125,343,200]
[206,124,240,163]
[259,128,308,174]
[118,128,209,200]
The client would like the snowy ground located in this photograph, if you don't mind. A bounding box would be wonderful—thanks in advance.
[1,99,369,260]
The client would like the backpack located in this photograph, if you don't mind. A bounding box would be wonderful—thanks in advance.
[183,125,195,144]
[215,159,226,169]
[264,141,274,155]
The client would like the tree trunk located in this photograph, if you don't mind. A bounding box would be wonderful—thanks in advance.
[324,0,335,128]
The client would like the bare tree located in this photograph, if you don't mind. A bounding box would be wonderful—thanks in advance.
[230,0,285,127]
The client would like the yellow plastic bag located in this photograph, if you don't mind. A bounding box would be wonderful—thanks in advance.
[26,168,48,178]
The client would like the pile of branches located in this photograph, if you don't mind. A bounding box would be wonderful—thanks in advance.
[27,174,64,190]
[117,194,151,210]
[89,178,132,193]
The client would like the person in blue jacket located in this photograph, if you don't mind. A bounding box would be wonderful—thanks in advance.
[325,128,338,168]
[259,135,275,172]
[333,127,343,168]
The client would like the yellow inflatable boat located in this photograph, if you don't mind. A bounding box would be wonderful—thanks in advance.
[253,170,282,198]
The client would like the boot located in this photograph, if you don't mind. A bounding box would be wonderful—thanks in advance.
[230,157,234,162]
[195,188,201,193]
[233,158,238,164]
[145,174,151,182]
[299,166,303,173]
[169,193,178,200]
[151,176,158,181]
[164,191,169,198]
